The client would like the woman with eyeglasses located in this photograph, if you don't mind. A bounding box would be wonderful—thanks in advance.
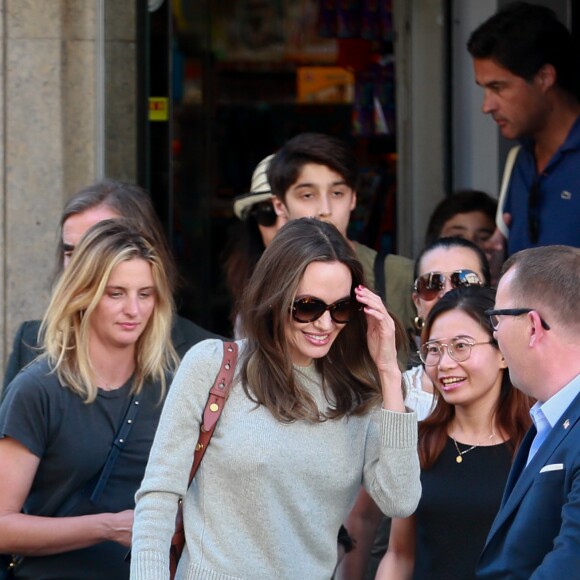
[335,237,491,580]
[376,286,531,580]
[224,154,287,336]
[404,237,491,421]
[130,218,421,579]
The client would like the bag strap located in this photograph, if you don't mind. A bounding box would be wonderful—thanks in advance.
[90,393,141,504]
[44,392,140,518]
[373,249,389,304]
[496,145,521,238]
[187,341,238,486]
[10,389,142,571]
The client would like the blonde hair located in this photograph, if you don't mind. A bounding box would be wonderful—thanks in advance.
[41,219,178,402]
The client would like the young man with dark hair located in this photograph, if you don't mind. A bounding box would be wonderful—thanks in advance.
[268,132,415,336]
[468,1,580,257]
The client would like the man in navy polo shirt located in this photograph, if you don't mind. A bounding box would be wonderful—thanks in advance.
[468,2,580,257]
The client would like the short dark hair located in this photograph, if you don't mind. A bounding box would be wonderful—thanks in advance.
[414,236,491,287]
[467,1,580,99]
[267,133,358,201]
[425,190,497,246]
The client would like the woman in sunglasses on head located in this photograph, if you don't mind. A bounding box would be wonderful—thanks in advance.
[130,218,421,580]
[404,236,491,421]
[376,286,531,580]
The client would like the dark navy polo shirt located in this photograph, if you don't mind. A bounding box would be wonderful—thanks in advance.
[505,115,580,255]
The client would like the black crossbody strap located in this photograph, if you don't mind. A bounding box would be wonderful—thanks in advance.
[6,392,142,573]
[52,393,140,517]
[89,394,140,504]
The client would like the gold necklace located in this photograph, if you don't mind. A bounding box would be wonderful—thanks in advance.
[451,432,495,464]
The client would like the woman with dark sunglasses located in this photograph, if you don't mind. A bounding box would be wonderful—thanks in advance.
[376,286,531,580]
[224,154,287,335]
[130,218,421,580]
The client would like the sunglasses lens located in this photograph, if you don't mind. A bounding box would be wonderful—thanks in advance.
[292,298,326,322]
[252,202,277,227]
[292,298,355,323]
[416,273,444,300]
[330,300,354,324]
[451,270,481,289]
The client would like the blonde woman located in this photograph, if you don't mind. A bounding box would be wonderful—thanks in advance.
[0,219,178,579]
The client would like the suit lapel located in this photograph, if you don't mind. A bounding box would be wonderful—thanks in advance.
[484,392,580,546]
[501,426,536,502]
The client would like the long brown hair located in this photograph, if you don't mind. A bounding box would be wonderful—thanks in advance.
[238,218,406,423]
[418,286,531,469]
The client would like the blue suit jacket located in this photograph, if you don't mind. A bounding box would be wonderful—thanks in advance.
[477,391,580,579]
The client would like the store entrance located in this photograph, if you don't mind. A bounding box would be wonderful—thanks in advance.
[140,0,399,337]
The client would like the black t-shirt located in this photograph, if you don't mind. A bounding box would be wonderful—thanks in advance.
[413,437,512,580]
[0,358,167,579]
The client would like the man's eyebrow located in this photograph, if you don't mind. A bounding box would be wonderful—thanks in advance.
[477,79,505,88]
[294,180,347,189]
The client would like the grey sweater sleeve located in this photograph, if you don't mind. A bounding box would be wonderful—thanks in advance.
[363,408,421,518]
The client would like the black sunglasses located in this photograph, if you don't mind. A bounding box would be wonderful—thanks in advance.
[291,297,360,324]
[528,180,540,244]
[414,269,482,301]
[485,308,550,331]
[249,201,277,227]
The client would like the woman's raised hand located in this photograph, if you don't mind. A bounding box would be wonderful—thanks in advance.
[355,285,405,411]
[354,285,398,374]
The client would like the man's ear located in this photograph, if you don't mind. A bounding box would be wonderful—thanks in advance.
[349,190,357,211]
[272,196,289,218]
[536,64,556,92]
[527,310,548,347]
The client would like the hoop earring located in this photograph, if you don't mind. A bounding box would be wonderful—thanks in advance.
[413,316,424,332]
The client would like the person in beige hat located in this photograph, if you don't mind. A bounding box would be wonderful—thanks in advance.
[224,154,287,334]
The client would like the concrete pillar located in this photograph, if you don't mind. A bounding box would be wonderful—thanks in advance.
[0,0,101,381]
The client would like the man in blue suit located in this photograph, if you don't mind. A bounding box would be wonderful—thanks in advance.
[478,245,580,578]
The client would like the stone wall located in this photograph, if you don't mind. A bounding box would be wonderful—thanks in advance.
[0,0,137,384]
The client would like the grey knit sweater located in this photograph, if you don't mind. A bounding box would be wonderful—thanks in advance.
[131,339,420,580]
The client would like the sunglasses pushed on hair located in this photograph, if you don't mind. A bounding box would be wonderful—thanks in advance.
[414,269,482,301]
[291,297,360,324]
[249,201,277,227]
